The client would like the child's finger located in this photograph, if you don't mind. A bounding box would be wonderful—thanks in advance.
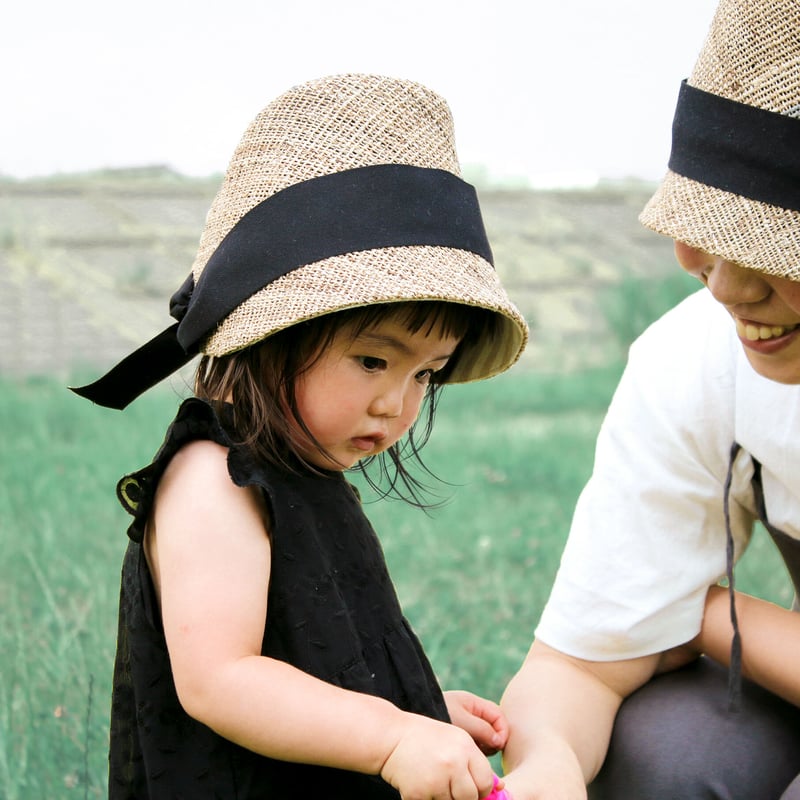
[470,701,509,751]
[470,695,508,734]
[480,773,512,800]
[466,716,505,755]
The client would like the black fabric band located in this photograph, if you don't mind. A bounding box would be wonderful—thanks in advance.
[178,164,493,349]
[71,164,493,409]
[668,80,800,212]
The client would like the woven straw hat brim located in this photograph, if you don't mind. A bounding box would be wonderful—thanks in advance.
[640,170,800,281]
[202,244,528,383]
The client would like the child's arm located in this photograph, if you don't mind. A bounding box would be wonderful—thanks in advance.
[692,585,800,707]
[444,690,508,755]
[147,439,497,799]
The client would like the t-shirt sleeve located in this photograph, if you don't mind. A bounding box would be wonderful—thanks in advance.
[535,290,756,660]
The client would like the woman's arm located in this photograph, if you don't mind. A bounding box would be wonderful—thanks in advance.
[147,439,496,799]
[499,640,660,800]
[694,585,800,707]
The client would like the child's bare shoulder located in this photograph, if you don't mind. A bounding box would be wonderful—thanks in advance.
[155,438,263,523]
[161,438,232,494]
[152,438,269,544]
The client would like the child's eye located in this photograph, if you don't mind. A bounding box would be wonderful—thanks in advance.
[415,368,435,384]
[358,356,386,372]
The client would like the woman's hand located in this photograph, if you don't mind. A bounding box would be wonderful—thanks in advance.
[445,689,509,755]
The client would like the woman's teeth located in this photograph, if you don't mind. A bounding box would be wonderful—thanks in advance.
[736,320,797,341]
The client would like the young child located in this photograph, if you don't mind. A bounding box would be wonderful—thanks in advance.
[499,1,800,798]
[74,74,527,799]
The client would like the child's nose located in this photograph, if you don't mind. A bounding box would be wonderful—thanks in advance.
[370,384,404,418]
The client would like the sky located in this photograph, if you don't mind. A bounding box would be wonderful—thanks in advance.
[3,0,720,187]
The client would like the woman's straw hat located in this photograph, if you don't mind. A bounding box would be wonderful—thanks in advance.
[639,0,800,280]
[74,74,528,409]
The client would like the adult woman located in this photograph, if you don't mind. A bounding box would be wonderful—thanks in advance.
[501,1,800,797]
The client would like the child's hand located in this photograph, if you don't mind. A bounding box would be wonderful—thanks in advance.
[481,773,512,799]
[380,711,497,799]
[444,689,509,755]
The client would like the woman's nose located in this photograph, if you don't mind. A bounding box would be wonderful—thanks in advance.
[674,242,770,307]
[705,258,770,306]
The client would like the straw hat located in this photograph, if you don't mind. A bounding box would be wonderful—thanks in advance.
[639,0,800,280]
[74,74,528,409]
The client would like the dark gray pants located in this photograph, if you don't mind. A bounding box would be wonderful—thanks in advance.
[589,658,800,800]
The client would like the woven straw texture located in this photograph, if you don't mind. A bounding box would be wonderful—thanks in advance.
[640,0,800,280]
[191,74,527,381]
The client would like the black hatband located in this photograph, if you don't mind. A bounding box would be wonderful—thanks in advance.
[71,164,493,409]
[669,80,800,212]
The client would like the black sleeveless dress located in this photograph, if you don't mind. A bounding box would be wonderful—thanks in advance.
[108,398,449,799]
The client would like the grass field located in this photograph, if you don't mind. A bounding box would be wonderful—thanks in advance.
[1,354,792,798]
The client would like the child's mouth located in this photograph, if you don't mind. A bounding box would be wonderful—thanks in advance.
[352,436,380,452]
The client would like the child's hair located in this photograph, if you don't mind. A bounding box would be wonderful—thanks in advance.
[195,300,499,505]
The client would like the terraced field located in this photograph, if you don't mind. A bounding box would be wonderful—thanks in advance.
[0,168,679,380]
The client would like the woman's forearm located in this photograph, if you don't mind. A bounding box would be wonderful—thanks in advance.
[500,641,659,799]
[699,585,800,707]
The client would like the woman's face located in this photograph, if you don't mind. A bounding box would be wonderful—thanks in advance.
[675,241,800,384]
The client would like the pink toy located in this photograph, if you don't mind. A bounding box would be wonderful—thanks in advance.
[481,773,510,800]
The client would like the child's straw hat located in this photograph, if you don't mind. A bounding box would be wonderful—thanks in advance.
[75,74,528,409]
[639,0,800,280]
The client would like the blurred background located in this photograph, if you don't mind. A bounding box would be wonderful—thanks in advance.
[10,2,789,798]
[5,0,718,183]
[2,0,720,380]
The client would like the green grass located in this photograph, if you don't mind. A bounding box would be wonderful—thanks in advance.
[0,381,173,798]
[0,364,791,797]
[599,270,701,356]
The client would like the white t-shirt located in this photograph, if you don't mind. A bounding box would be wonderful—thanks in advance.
[535,288,800,661]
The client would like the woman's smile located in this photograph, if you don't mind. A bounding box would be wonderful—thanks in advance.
[734,318,799,343]
[675,242,800,383]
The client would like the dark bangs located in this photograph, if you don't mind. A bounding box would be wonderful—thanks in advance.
[336,300,500,384]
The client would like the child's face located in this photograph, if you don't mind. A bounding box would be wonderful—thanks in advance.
[675,241,800,384]
[293,318,461,470]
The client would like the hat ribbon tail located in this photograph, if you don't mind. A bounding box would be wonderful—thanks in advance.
[69,323,193,410]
